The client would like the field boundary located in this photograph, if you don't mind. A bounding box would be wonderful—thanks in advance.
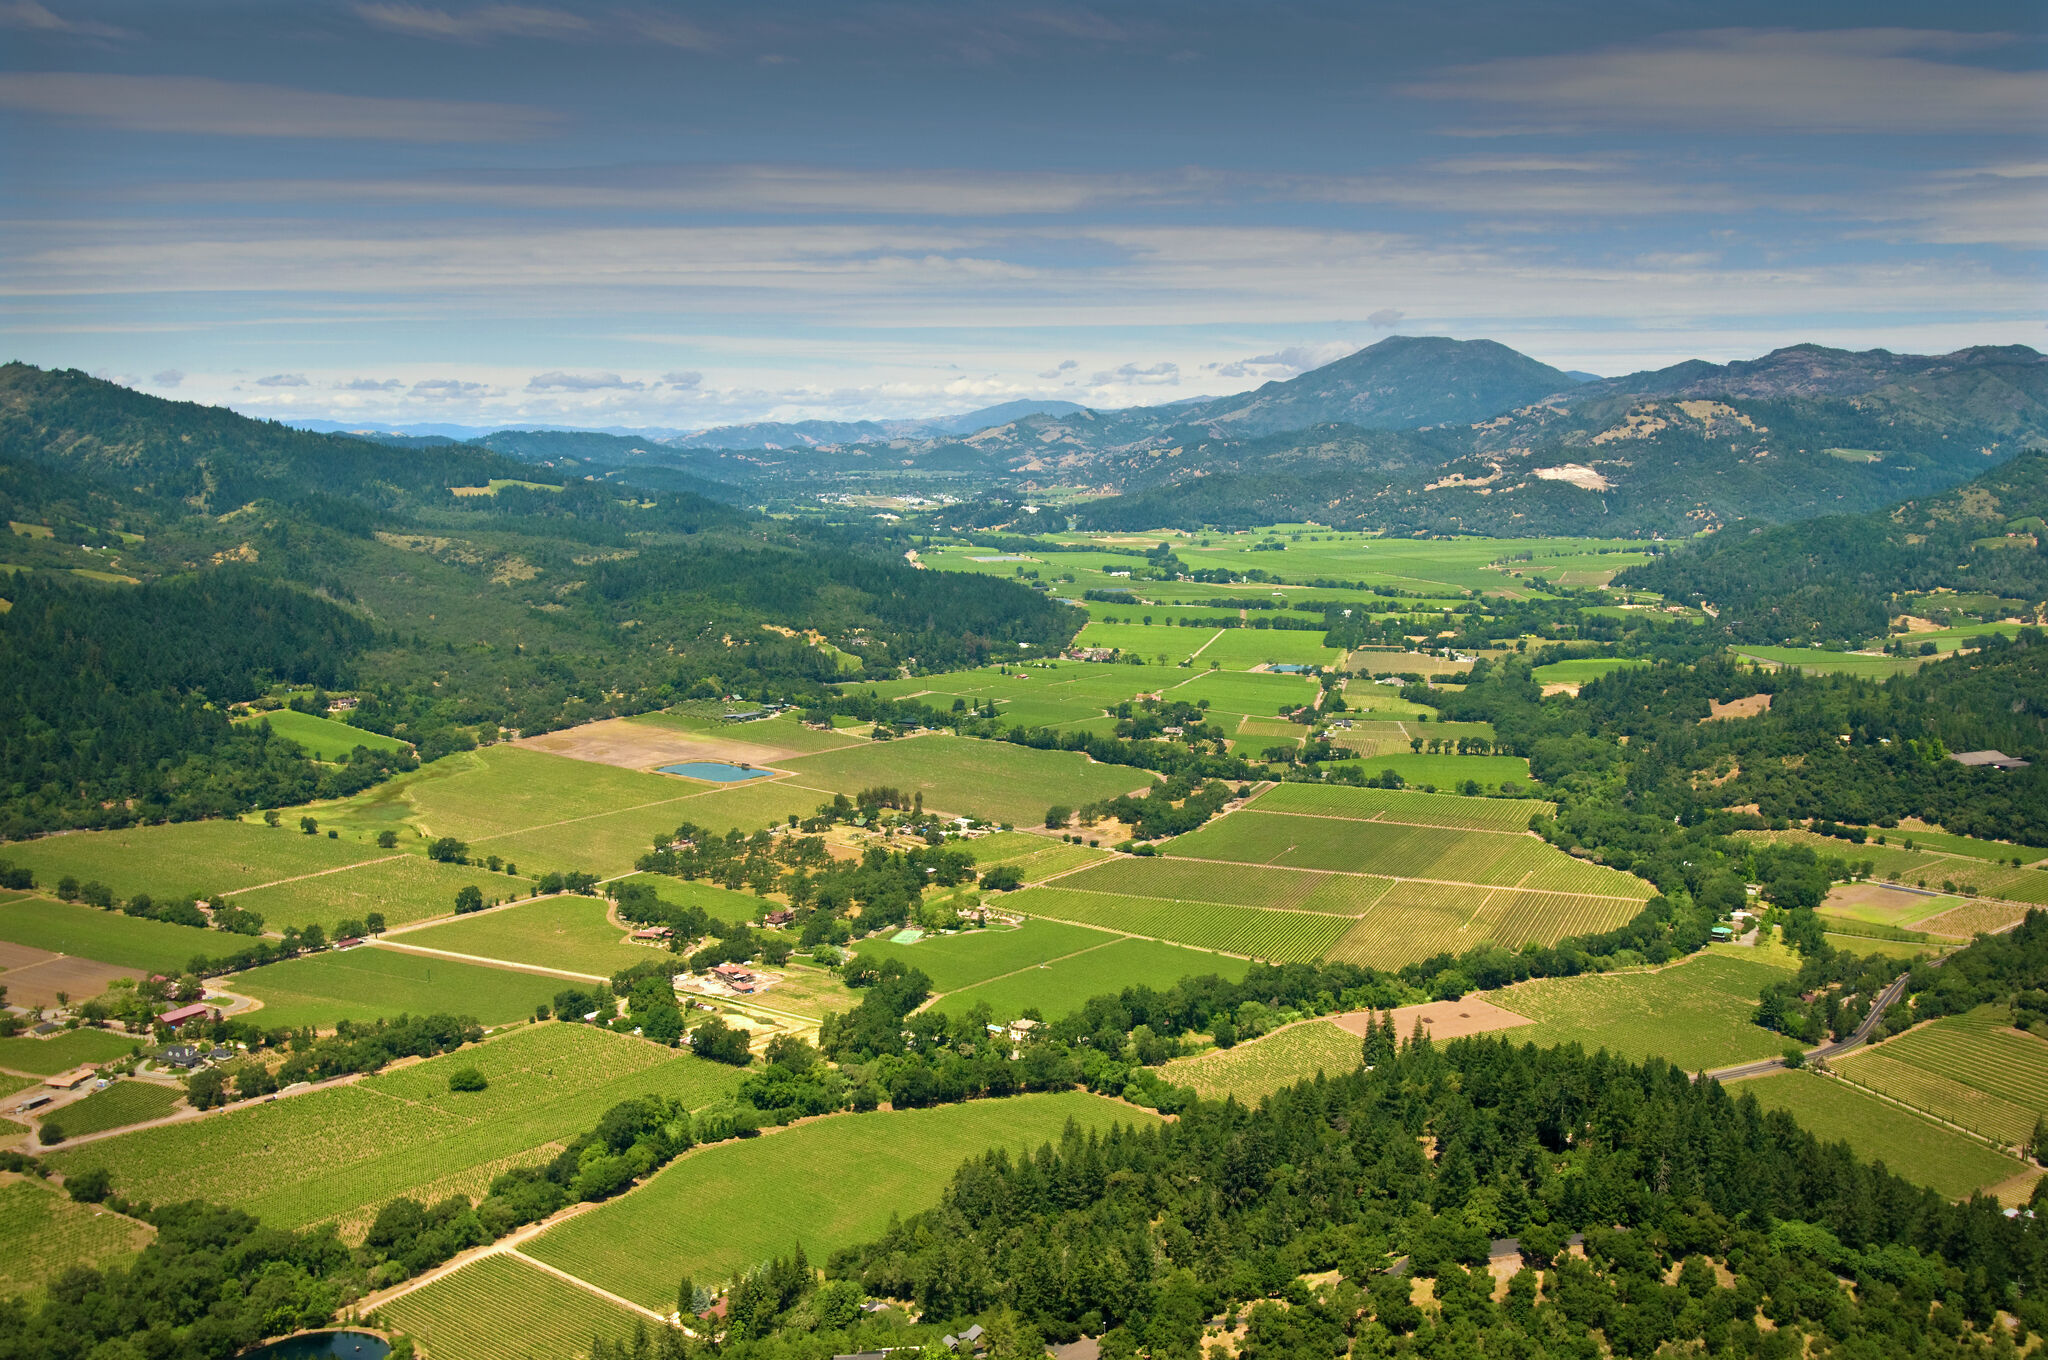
[1162,854,1651,903]
[368,939,608,984]
[1820,1066,2031,1156]
[216,852,410,900]
[1239,806,1540,839]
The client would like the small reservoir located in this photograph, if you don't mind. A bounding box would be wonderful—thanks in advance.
[244,1332,391,1360]
[656,761,774,782]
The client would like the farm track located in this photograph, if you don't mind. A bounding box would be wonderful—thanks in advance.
[217,853,408,899]
[913,938,1128,1011]
[34,1069,367,1151]
[1161,855,1650,902]
[368,939,607,983]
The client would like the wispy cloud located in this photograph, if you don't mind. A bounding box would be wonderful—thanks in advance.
[1408,28,2047,134]
[0,72,556,141]
[0,1,131,38]
[255,372,308,387]
[355,3,590,41]
[526,370,643,391]
[149,368,183,387]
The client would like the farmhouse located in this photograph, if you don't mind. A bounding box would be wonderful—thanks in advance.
[158,1002,218,1028]
[42,1066,99,1090]
[763,909,795,927]
[711,962,758,994]
[1950,749,2031,770]
[332,937,365,951]
[160,1045,202,1070]
[632,926,673,941]
[1066,647,1117,662]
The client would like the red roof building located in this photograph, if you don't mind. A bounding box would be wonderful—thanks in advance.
[159,1003,216,1027]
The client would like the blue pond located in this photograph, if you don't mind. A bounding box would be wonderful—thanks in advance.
[245,1333,390,1360]
[1268,663,1312,674]
[657,761,773,782]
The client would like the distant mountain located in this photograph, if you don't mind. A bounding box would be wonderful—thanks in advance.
[1574,343,2045,406]
[1196,335,1579,435]
[671,398,1088,449]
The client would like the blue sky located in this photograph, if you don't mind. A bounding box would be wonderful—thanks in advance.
[2,0,2043,430]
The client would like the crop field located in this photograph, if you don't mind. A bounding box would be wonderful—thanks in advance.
[1734,646,1921,678]
[480,776,818,877]
[47,1079,183,1136]
[942,936,1248,1019]
[1529,658,1647,685]
[1059,856,1325,908]
[964,832,1112,882]
[1011,886,1351,961]
[1163,669,1320,718]
[610,873,766,925]
[630,708,867,756]
[0,819,386,903]
[0,898,222,973]
[0,1027,139,1076]
[1325,753,1533,790]
[526,1092,1154,1309]
[1074,620,1207,664]
[0,1175,153,1298]
[47,1022,745,1238]
[1324,885,1640,970]
[1882,827,2048,862]
[1832,1009,2048,1147]
[1326,685,1434,717]
[398,896,657,978]
[1162,1020,1363,1102]
[231,945,563,1030]
[1742,830,2048,906]
[852,918,1117,994]
[1496,954,1796,1071]
[1743,1071,2027,1200]
[234,709,409,759]
[776,733,1151,826]
[1148,532,1653,597]
[1918,899,2034,937]
[223,854,526,933]
[1251,782,1552,831]
[1166,810,1594,887]
[379,1253,642,1360]
[1194,628,1342,672]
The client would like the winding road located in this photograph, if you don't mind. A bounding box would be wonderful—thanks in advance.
[1705,965,1919,1083]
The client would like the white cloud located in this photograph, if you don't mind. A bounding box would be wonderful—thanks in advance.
[354,4,590,41]
[1408,29,2048,134]
[149,368,183,387]
[1037,358,1078,378]
[1090,361,1179,386]
[0,1,131,38]
[1367,308,1404,327]
[412,378,490,398]
[527,370,644,391]
[255,372,308,387]
[0,72,555,141]
[660,370,703,388]
[1208,343,1352,380]
[338,377,403,390]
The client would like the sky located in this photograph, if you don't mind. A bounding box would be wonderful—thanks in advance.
[2,1,2044,432]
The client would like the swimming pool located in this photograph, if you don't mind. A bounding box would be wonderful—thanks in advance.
[656,762,774,782]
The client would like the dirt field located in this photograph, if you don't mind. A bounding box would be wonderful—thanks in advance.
[1825,881,1940,914]
[515,717,803,771]
[0,942,56,971]
[1706,694,1773,720]
[0,955,142,1008]
[1334,996,1534,1041]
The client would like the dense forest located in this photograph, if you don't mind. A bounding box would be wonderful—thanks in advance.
[1620,450,2048,645]
[0,367,1082,835]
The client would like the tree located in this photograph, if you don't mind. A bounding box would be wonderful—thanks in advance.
[428,836,469,863]
[335,918,365,941]
[376,829,399,849]
[187,1067,229,1110]
[690,1015,752,1065]
[455,885,485,914]
[299,923,326,951]
[366,911,386,935]
[979,865,1022,892]
[2032,1116,2048,1168]
[299,816,318,835]
[448,1066,488,1092]
[264,809,280,827]
[1044,805,1072,830]
[66,1167,112,1203]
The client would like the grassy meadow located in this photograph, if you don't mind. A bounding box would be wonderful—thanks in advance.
[228,944,563,1030]
[1742,1070,2028,1200]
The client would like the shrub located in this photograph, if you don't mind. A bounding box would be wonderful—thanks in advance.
[447,1067,488,1092]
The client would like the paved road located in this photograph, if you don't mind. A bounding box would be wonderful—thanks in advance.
[1706,967,1917,1083]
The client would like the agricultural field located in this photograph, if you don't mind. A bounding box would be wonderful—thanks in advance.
[964,832,1112,883]
[396,896,658,979]
[46,1022,746,1239]
[1324,753,1533,790]
[1162,1020,1363,1101]
[1060,856,1329,909]
[941,936,1248,1020]
[1528,657,1647,686]
[776,732,1151,826]
[1495,953,1798,1071]
[628,707,869,756]
[223,854,529,934]
[1733,646,1921,678]
[1164,669,1320,718]
[525,1091,1154,1310]
[234,708,410,759]
[1832,1008,2048,1147]
[0,819,388,904]
[1010,886,1352,962]
[609,873,766,925]
[1146,532,1653,597]
[1252,782,1551,831]
[0,1027,140,1076]
[1073,620,1209,665]
[1191,627,1342,672]
[0,897,220,974]
[229,944,563,1030]
[45,1078,183,1137]
[852,919,1118,994]
[1746,830,2048,907]
[0,1174,154,1298]
[1325,882,1639,969]
[1885,827,2048,862]
[378,1253,643,1360]
[1742,1070,2029,1201]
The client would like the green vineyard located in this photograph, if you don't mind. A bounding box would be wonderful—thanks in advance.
[379,1253,643,1360]
[1010,887,1352,962]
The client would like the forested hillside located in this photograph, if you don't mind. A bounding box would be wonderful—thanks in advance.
[1621,450,2048,645]
[0,366,1082,837]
